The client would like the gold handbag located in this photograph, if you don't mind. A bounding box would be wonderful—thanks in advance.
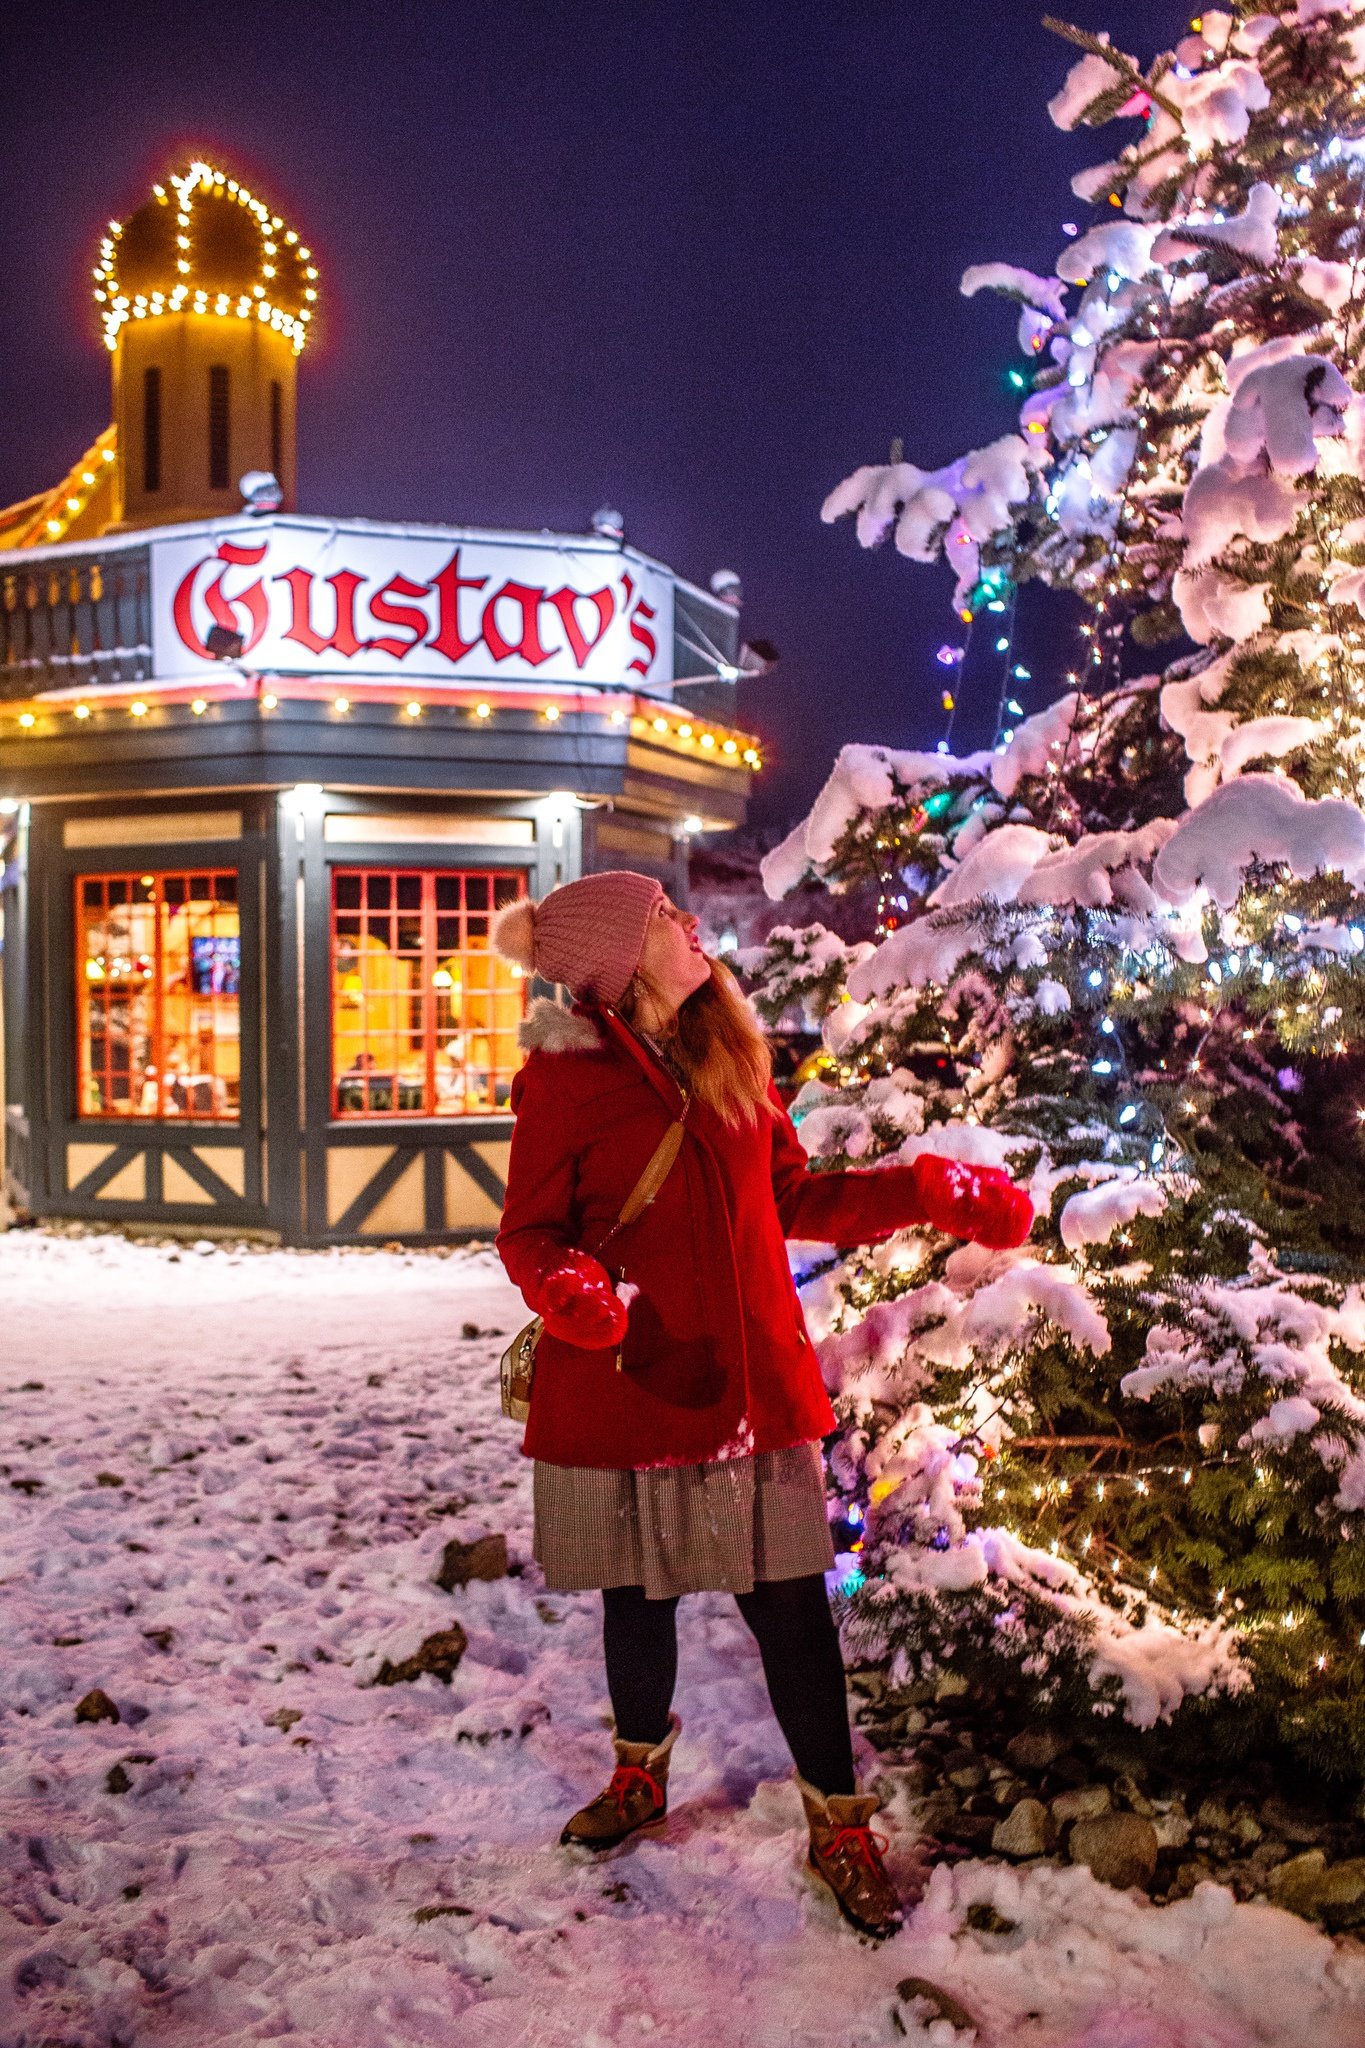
[499,1108,687,1423]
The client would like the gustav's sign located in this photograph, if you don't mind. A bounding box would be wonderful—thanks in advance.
[150,521,675,687]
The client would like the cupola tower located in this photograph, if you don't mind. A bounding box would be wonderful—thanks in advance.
[95,161,318,530]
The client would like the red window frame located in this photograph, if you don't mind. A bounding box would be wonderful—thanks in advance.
[330,866,527,1119]
[75,868,241,1123]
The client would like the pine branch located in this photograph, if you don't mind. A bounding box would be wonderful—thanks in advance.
[1041,15,1183,122]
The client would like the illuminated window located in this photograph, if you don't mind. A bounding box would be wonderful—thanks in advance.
[77,870,240,1121]
[208,364,230,490]
[331,868,526,1118]
[270,379,283,479]
[143,366,162,493]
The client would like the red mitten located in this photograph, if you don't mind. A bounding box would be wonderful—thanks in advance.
[538,1251,629,1351]
[908,1154,1033,1249]
[967,1172,1034,1250]
[907,1153,970,1234]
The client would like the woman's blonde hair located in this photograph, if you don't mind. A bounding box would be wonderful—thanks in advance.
[622,956,776,1127]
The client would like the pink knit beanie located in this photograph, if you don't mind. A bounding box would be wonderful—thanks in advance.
[492,870,664,1003]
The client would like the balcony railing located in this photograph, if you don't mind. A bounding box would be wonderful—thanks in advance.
[2,545,154,699]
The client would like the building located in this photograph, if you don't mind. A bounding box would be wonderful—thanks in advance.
[0,161,758,1243]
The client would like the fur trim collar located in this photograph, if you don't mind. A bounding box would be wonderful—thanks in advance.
[518,998,604,1054]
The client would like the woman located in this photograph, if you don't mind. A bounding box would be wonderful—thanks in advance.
[493,870,1032,1939]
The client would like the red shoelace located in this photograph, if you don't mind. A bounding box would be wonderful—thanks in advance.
[608,1764,664,1819]
[826,1823,890,1871]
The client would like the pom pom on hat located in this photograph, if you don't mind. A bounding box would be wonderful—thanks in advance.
[492,897,537,974]
[492,870,664,1003]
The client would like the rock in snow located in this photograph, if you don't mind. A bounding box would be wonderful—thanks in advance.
[373,1624,469,1687]
[1068,1813,1161,1893]
[73,1687,121,1725]
[2,1229,1365,2046]
[434,1531,509,1590]
[993,1797,1056,1859]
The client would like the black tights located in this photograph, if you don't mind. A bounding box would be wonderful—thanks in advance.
[601,1574,856,1797]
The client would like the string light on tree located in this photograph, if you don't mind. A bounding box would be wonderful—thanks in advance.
[750,5,1365,1771]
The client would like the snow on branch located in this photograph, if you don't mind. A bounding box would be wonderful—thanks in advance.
[1122,1276,1365,1512]
[1044,30,1145,131]
[1163,64,1272,158]
[821,437,1045,603]
[1152,773,1365,909]
[961,262,1068,320]
[881,1522,1245,1728]
[1017,820,1181,916]
[1154,183,1281,269]
[1180,465,1303,569]
[1060,1175,1168,1252]
[760,742,993,899]
[1224,354,1350,475]
[1054,220,1157,288]
[929,825,1054,909]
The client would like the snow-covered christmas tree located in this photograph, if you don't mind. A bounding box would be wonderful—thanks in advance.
[752,1,1365,1779]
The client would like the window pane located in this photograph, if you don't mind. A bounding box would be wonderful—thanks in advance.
[76,868,240,1124]
[332,865,527,1119]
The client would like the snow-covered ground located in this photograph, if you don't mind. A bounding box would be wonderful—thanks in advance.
[3,1231,1365,2048]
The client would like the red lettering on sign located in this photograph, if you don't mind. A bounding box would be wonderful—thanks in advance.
[627,599,658,677]
[367,575,431,661]
[545,585,614,668]
[275,568,369,657]
[171,540,270,660]
[429,549,486,665]
[482,581,552,667]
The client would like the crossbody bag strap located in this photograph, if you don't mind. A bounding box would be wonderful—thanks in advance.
[596,1098,688,1254]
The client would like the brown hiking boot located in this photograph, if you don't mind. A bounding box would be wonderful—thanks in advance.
[798,1775,904,1940]
[559,1713,680,1851]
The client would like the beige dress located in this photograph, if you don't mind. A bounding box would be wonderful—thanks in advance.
[532,1440,836,1601]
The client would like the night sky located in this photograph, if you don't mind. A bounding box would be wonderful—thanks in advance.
[1,0,1191,826]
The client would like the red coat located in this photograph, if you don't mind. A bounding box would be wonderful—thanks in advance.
[496,1000,944,1471]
